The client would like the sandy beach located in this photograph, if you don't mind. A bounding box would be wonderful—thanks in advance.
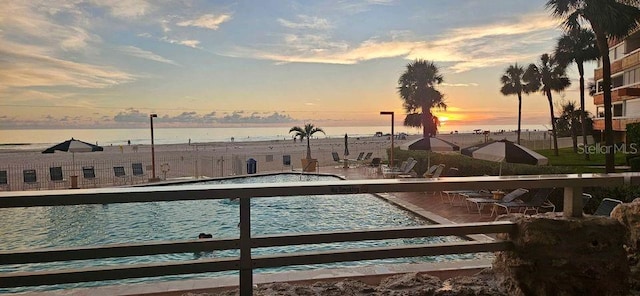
[0,131,550,191]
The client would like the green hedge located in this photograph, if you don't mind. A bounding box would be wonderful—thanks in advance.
[387,148,579,177]
[627,122,640,145]
[630,156,640,172]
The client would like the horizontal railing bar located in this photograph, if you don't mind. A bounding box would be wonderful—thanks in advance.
[0,174,627,208]
[0,240,510,289]
[252,240,511,269]
[252,221,516,248]
[0,257,240,288]
[0,222,515,265]
[0,238,240,265]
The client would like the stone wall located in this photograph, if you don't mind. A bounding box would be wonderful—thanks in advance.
[493,214,629,296]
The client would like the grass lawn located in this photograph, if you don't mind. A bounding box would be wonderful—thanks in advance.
[536,147,628,167]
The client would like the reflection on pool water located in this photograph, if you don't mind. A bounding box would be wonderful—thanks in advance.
[0,173,481,293]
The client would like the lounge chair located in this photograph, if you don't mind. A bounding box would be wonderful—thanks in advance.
[382,159,418,178]
[493,188,555,215]
[424,164,445,178]
[331,152,343,163]
[82,166,97,188]
[593,198,623,217]
[355,152,365,161]
[465,188,529,216]
[363,152,373,160]
[368,157,381,167]
[0,170,9,191]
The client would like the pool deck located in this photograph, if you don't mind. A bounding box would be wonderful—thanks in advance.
[17,166,496,296]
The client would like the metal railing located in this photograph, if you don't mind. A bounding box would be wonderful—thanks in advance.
[1,173,639,295]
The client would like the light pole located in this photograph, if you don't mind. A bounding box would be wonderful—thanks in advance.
[150,113,158,181]
[380,111,394,168]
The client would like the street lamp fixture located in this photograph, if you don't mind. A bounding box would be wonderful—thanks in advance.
[380,111,394,168]
[150,113,158,181]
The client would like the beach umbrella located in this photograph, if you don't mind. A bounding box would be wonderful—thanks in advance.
[400,137,460,151]
[42,138,104,170]
[461,139,548,174]
[343,133,349,168]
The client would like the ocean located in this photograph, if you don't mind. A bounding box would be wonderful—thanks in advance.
[0,124,547,151]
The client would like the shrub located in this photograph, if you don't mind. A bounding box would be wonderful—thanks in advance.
[627,122,640,146]
[630,156,640,172]
[387,148,578,176]
[583,185,640,214]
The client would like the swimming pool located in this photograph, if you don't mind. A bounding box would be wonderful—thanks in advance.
[0,173,480,293]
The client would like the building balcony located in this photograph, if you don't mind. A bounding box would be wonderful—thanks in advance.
[593,86,640,105]
[593,117,640,131]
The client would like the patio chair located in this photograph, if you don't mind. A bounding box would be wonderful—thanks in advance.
[22,169,38,190]
[465,188,529,216]
[113,166,127,185]
[49,166,65,189]
[368,157,381,167]
[582,193,592,211]
[82,166,97,188]
[593,198,623,217]
[131,163,146,184]
[424,164,445,178]
[493,188,555,215]
[355,152,365,161]
[0,170,9,191]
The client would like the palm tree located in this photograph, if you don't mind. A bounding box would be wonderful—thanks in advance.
[546,0,640,171]
[557,101,582,152]
[500,63,534,144]
[524,53,571,156]
[289,123,325,160]
[398,60,447,141]
[554,28,599,159]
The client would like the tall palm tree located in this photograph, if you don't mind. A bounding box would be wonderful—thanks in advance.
[546,0,640,171]
[398,60,447,143]
[554,28,599,159]
[500,63,534,144]
[524,53,571,156]
[289,123,325,160]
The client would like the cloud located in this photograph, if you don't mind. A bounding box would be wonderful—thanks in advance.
[113,109,149,122]
[91,0,151,18]
[160,36,201,48]
[218,112,295,124]
[278,15,332,30]
[177,13,232,30]
[118,46,179,65]
[441,83,479,87]
[227,12,561,72]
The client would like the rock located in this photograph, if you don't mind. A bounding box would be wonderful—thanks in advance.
[611,197,640,252]
[493,214,629,296]
[435,269,506,296]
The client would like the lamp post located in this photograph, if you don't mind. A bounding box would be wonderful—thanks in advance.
[150,113,158,181]
[380,111,394,168]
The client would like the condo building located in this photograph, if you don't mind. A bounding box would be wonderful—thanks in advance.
[593,31,640,142]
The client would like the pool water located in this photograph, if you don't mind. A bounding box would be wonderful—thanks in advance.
[0,173,479,293]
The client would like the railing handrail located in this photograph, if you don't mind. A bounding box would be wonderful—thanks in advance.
[2,173,639,295]
[0,173,635,208]
[0,221,514,265]
[0,221,515,289]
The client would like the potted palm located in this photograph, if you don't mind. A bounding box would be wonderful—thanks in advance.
[289,124,325,172]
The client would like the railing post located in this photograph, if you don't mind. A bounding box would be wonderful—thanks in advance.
[563,186,583,218]
[239,197,253,296]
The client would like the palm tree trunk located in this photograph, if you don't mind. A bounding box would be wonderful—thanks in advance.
[571,118,578,153]
[422,109,429,138]
[547,90,559,156]
[517,92,522,145]
[594,26,615,173]
[306,136,311,159]
[577,62,590,160]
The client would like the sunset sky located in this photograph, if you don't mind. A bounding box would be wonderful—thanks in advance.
[0,0,598,130]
